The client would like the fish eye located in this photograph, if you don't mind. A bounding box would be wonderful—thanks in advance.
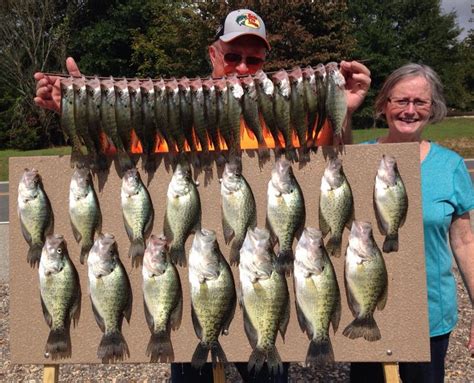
[57,248,62,254]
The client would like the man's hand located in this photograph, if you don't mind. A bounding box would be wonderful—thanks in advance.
[34,57,82,114]
[340,60,371,115]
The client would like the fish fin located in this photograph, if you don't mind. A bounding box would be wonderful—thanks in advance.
[190,303,203,340]
[285,148,298,163]
[46,328,70,357]
[144,155,157,173]
[306,336,334,366]
[40,295,52,327]
[331,291,342,334]
[143,299,155,331]
[91,299,106,333]
[344,278,360,318]
[191,342,210,369]
[279,298,291,342]
[248,346,283,376]
[71,269,82,327]
[147,331,174,363]
[242,305,258,349]
[98,331,130,362]
[80,240,93,265]
[163,213,173,242]
[326,235,342,257]
[170,293,183,331]
[229,239,242,266]
[342,315,381,342]
[117,151,133,173]
[258,146,271,161]
[377,281,388,311]
[295,299,311,338]
[221,211,234,245]
[19,219,32,245]
[318,209,330,238]
[70,220,82,243]
[129,237,145,259]
[27,243,43,267]
[210,341,227,367]
[276,250,294,275]
[124,280,133,324]
[123,216,134,243]
[96,152,109,172]
[383,233,399,253]
[169,244,186,267]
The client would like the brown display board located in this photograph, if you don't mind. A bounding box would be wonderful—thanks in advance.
[9,143,430,364]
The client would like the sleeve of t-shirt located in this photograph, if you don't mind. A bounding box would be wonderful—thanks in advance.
[453,159,474,216]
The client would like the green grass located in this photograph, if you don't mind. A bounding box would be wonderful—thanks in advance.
[0,117,473,181]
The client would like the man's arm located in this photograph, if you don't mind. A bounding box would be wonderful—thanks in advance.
[449,211,474,356]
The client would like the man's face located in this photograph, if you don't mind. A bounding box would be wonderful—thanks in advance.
[210,35,267,77]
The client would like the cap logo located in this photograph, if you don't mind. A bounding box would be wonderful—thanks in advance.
[235,13,260,29]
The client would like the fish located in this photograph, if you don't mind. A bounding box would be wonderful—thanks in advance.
[69,167,102,264]
[121,168,154,264]
[140,79,159,172]
[60,77,85,168]
[202,77,222,153]
[188,228,236,369]
[128,79,145,154]
[226,74,244,155]
[302,66,318,149]
[85,76,108,171]
[39,234,81,359]
[190,78,211,168]
[220,156,257,265]
[289,67,309,161]
[294,228,341,365]
[241,75,269,160]
[374,155,408,253]
[154,78,173,152]
[17,168,54,266]
[100,77,132,172]
[239,227,290,376]
[319,157,353,257]
[164,161,201,266]
[325,62,346,143]
[254,69,281,148]
[88,233,133,362]
[178,77,198,153]
[314,64,327,143]
[215,78,233,153]
[343,221,388,342]
[273,70,297,161]
[166,78,186,153]
[114,78,132,154]
[142,234,183,362]
[266,158,305,274]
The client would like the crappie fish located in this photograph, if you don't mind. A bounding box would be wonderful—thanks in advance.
[121,168,154,263]
[302,66,318,148]
[154,78,173,152]
[128,79,145,154]
[190,78,211,168]
[18,168,54,266]
[142,235,183,362]
[226,74,244,155]
[140,79,158,172]
[215,78,232,152]
[114,78,132,153]
[289,67,309,160]
[188,229,236,369]
[202,77,222,152]
[88,233,132,361]
[60,77,85,168]
[39,234,81,359]
[374,155,408,253]
[314,64,327,142]
[166,78,186,153]
[164,162,201,266]
[325,62,346,143]
[69,167,102,264]
[319,157,353,257]
[221,156,257,265]
[239,227,290,376]
[266,158,305,274]
[178,77,197,153]
[294,228,341,365]
[343,221,388,342]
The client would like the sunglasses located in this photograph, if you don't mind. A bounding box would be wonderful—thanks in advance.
[224,53,265,66]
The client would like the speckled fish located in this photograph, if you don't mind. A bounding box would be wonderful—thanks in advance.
[61,77,85,168]
[289,67,309,161]
[319,157,353,257]
[69,167,102,264]
[343,221,388,342]
[221,156,257,265]
[374,155,408,253]
[226,74,244,155]
[39,234,81,359]
[239,227,290,376]
[166,78,186,153]
[121,168,154,263]
[189,229,236,369]
[154,78,174,152]
[266,158,305,274]
[202,77,222,153]
[314,64,327,142]
[85,77,108,171]
[325,62,346,143]
[142,234,183,362]
[302,66,318,148]
[190,78,211,168]
[88,233,132,362]
[241,75,269,160]
[140,79,158,172]
[114,78,132,154]
[128,79,145,155]
[100,77,132,171]
[254,70,281,148]
[215,78,233,152]
[294,228,341,365]
[18,168,54,266]
[178,77,197,154]
[164,162,201,266]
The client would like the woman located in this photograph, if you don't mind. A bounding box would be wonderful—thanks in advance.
[351,63,474,383]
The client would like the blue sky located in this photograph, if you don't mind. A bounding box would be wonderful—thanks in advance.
[441,0,472,40]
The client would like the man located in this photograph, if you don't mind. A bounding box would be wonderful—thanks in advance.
[33,8,371,382]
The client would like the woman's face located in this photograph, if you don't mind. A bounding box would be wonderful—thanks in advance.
[384,76,433,141]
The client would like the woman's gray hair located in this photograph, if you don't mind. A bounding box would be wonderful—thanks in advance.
[374,63,447,123]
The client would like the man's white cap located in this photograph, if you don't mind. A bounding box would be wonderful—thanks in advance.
[219,9,270,50]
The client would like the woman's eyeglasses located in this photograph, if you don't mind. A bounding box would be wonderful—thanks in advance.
[224,53,264,66]
[388,97,432,110]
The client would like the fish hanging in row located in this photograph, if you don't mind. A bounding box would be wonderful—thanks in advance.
[58,63,348,171]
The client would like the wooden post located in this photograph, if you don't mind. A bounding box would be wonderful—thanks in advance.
[383,362,400,383]
[212,363,225,383]
[43,365,59,383]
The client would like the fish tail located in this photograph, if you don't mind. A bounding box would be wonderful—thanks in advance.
[27,243,43,267]
[129,237,145,259]
[383,233,399,253]
[146,331,174,363]
[98,331,129,361]
[80,240,93,265]
[229,241,242,266]
[46,328,69,355]
[96,152,109,172]
[144,155,157,173]
[342,315,381,342]
[191,342,210,370]
[210,341,227,367]
[117,151,133,173]
[285,148,298,163]
[257,145,271,161]
[169,244,187,267]
[306,337,334,366]
[276,249,294,275]
[248,346,283,376]
[326,236,342,257]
